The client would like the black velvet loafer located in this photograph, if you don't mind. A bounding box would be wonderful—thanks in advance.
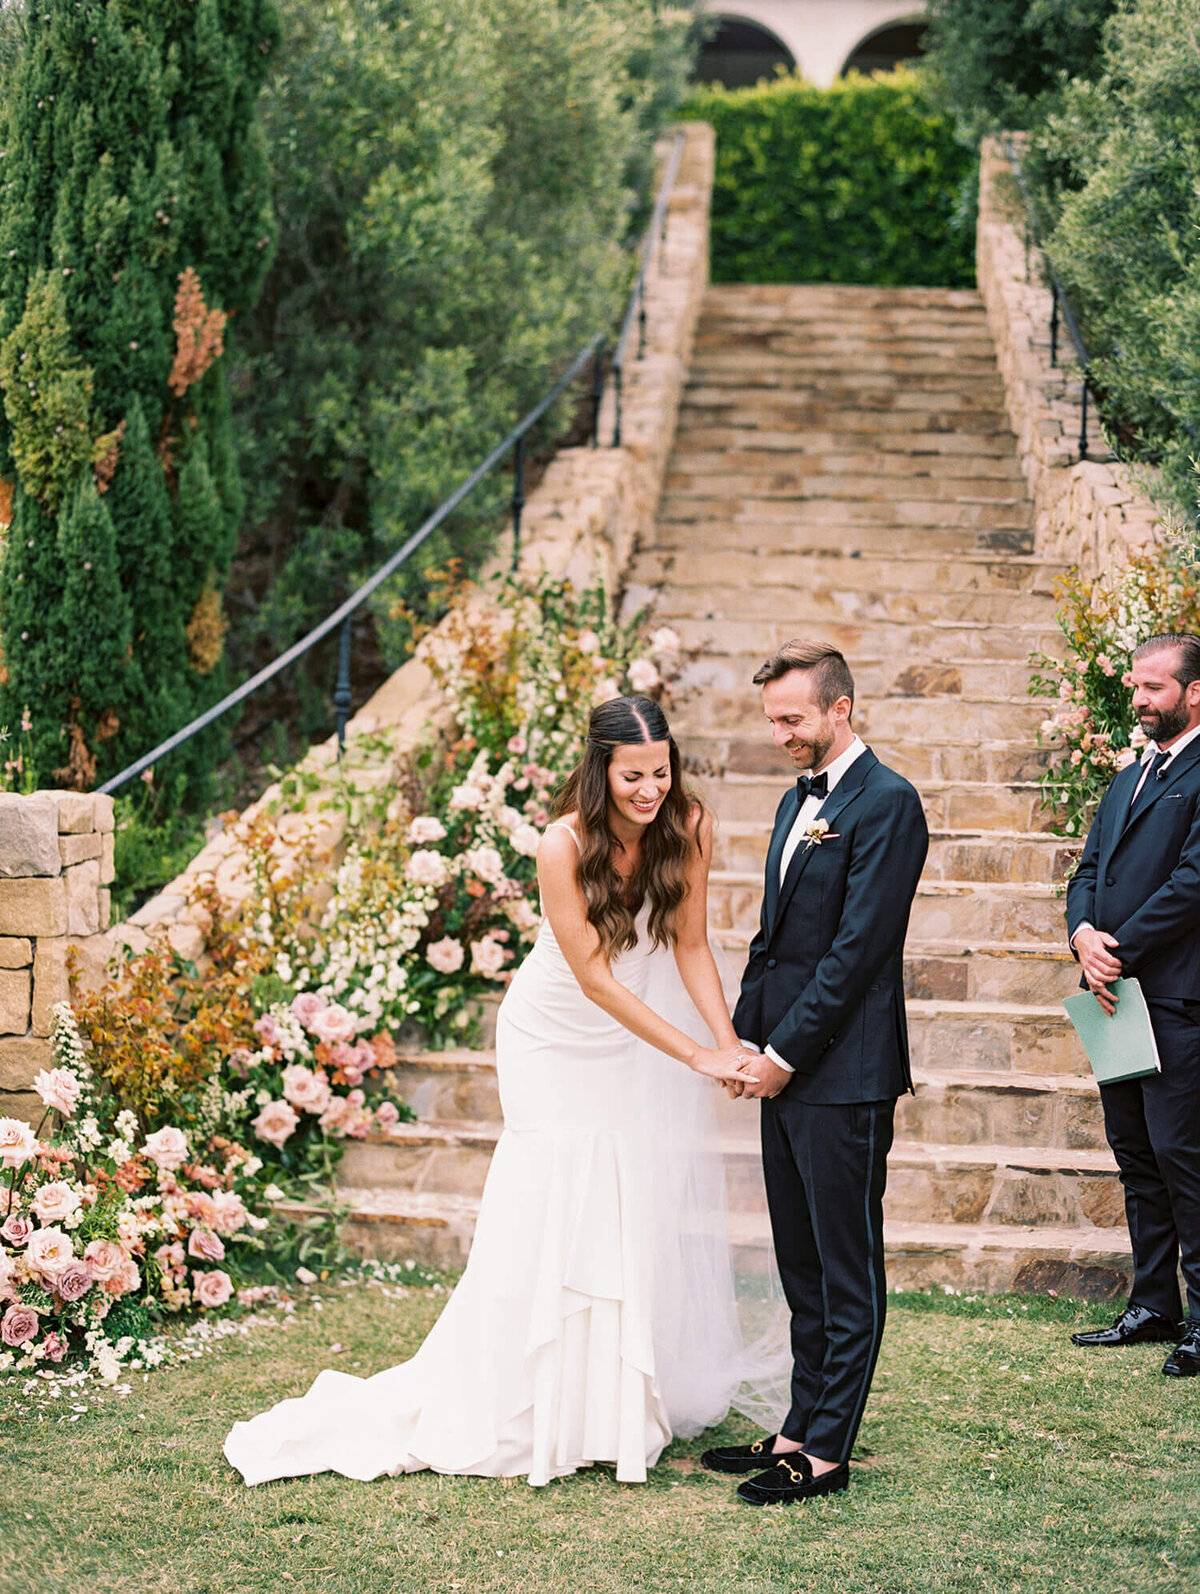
[1163,1323,1200,1378]
[1070,1305,1183,1348]
[736,1453,849,1507]
[699,1436,780,1475]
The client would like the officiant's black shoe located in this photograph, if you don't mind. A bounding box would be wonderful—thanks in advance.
[1163,1323,1200,1378]
[735,1453,849,1507]
[1070,1305,1182,1348]
[699,1436,781,1475]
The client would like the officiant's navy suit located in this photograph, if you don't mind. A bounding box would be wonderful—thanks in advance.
[1066,734,1200,1321]
[733,748,928,1461]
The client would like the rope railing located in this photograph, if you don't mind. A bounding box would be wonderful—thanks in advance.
[97,129,688,796]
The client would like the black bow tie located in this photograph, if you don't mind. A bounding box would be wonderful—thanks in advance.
[796,771,829,802]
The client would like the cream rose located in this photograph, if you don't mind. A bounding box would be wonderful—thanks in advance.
[470,937,507,979]
[627,657,660,693]
[405,848,450,888]
[407,815,447,845]
[252,1099,300,1147]
[142,1126,189,1172]
[32,1066,82,1118]
[0,1118,39,1170]
[82,1238,127,1283]
[509,823,541,858]
[310,1003,357,1046]
[26,1226,74,1280]
[464,845,504,885]
[31,1181,81,1227]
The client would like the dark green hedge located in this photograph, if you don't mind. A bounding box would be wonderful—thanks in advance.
[681,71,976,287]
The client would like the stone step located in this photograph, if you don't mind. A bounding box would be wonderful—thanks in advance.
[631,550,1061,595]
[707,874,1067,946]
[677,387,1015,419]
[339,1122,1119,1234]
[655,520,1035,558]
[702,283,986,311]
[658,494,1029,534]
[629,585,1052,631]
[299,1192,1131,1299]
[682,733,1054,786]
[672,423,1020,458]
[707,931,1078,1004]
[711,823,1076,884]
[664,476,1031,513]
[694,773,1059,834]
[685,363,1007,390]
[667,620,1057,668]
[908,1001,1083,1076]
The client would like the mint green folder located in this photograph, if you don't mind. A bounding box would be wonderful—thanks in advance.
[1062,978,1162,1084]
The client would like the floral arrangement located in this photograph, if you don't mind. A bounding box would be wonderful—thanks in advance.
[1029,552,1200,836]
[0,1006,272,1377]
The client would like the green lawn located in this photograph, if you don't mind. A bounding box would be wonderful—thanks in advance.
[1,1284,1196,1594]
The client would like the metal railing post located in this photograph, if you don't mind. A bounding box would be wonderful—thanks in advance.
[590,341,605,447]
[1079,382,1089,462]
[511,432,526,572]
[333,613,353,757]
[1049,293,1059,368]
[612,357,624,448]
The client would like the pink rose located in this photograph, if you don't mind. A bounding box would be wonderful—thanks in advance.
[1,1304,39,1346]
[252,1099,299,1147]
[628,657,660,693]
[407,815,447,845]
[83,1238,127,1283]
[0,1213,33,1247]
[464,845,504,885]
[26,1226,74,1280]
[594,677,620,704]
[406,849,449,888]
[470,937,507,980]
[310,1003,357,1046]
[318,1097,353,1138]
[194,1269,233,1309]
[509,823,541,857]
[0,1118,39,1170]
[142,1126,188,1172]
[291,992,326,1032]
[282,1063,333,1116]
[187,1227,226,1263]
[32,1066,82,1118]
[32,1180,81,1226]
[40,1330,68,1362]
[209,1190,249,1236]
[649,626,680,656]
[104,1257,141,1298]
[376,1102,400,1129]
[254,1013,283,1048]
[55,1260,93,1302]
[576,629,600,655]
[1096,654,1115,676]
[427,937,465,975]
[506,734,528,755]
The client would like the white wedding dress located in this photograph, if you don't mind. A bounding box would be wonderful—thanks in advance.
[225,832,785,1488]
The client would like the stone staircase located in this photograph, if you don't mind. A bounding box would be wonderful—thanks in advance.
[326,283,1132,1301]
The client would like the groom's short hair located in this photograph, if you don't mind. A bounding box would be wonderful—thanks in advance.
[1134,633,1200,688]
[753,641,855,711]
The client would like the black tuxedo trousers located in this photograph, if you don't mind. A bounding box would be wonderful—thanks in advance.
[734,751,928,1460]
[1067,736,1200,1320]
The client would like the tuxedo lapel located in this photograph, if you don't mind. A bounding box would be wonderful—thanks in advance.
[1113,737,1200,851]
[765,787,799,932]
[770,749,878,937]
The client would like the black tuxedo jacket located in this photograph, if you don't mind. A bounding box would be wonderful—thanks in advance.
[732,748,929,1104]
[1066,735,1200,997]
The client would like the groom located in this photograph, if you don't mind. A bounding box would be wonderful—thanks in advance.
[702,640,928,1505]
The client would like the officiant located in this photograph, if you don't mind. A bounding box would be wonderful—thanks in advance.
[1065,633,1200,1376]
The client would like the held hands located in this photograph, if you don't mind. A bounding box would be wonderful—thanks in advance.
[692,1043,761,1087]
[1075,927,1122,1016]
[735,1051,791,1100]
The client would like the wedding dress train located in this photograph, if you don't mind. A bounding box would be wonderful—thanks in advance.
[225,887,782,1488]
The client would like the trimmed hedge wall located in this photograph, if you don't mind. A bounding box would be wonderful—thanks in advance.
[681,72,976,287]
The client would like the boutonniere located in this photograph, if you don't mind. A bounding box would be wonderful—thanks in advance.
[803,818,839,849]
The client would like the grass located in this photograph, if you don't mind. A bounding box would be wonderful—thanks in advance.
[1,1284,1197,1594]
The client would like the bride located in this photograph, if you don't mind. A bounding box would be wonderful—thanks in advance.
[224,694,771,1489]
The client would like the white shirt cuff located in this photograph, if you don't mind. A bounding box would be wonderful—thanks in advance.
[764,1045,795,1074]
[1069,921,1093,950]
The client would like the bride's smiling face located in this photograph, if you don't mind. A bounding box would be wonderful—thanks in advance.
[606,740,672,828]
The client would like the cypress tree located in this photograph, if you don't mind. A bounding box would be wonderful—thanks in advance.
[0,0,277,788]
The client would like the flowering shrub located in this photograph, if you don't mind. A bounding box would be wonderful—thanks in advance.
[0,1007,271,1377]
[1029,553,1200,835]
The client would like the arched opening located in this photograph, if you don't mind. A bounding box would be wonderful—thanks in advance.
[694,17,796,89]
[841,20,927,77]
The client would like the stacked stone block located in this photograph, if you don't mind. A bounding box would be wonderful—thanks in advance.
[0,792,114,1123]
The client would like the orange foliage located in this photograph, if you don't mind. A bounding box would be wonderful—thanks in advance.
[168,267,228,398]
[0,476,12,530]
[91,420,126,495]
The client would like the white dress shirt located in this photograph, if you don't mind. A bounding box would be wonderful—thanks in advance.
[753,736,868,1074]
[1070,721,1200,948]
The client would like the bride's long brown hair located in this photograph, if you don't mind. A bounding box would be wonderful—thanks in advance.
[551,695,703,956]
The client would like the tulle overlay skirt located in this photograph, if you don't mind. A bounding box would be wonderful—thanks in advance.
[223,921,786,1488]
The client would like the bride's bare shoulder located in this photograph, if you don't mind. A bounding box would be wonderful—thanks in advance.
[539,816,581,858]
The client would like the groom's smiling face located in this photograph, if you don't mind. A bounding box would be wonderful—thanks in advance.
[762,671,847,774]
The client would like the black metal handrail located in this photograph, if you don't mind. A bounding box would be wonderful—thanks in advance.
[1004,139,1093,462]
[97,129,687,795]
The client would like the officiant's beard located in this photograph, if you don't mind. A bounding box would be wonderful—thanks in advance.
[1139,694,1191,746]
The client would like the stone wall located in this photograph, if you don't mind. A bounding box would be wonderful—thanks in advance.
[975,136,1162,580]
[0,792,114,1122]
[0,121,715,1115]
